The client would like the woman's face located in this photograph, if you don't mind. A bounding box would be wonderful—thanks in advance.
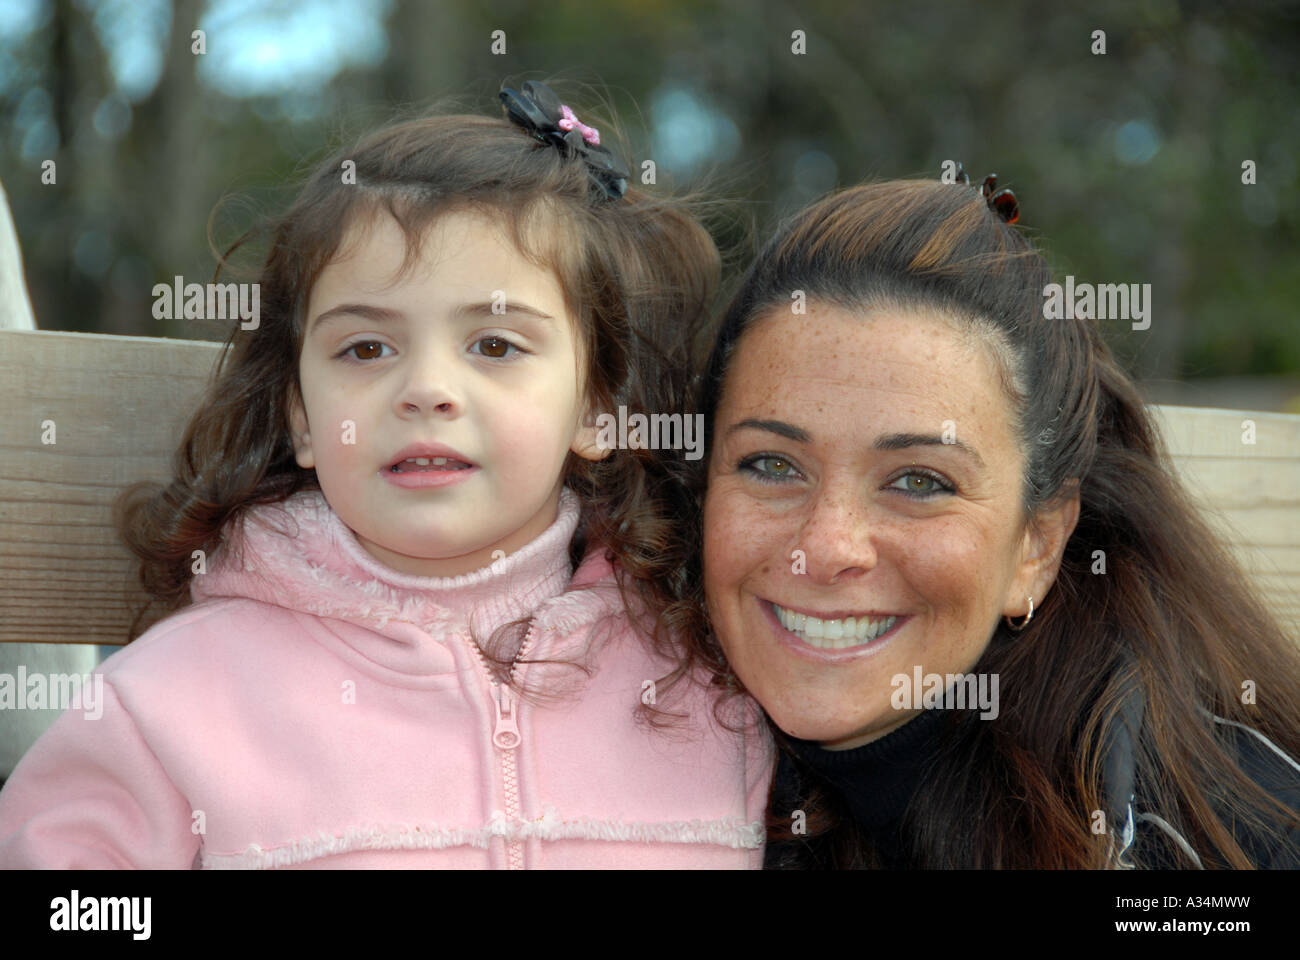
[703,302,1077,750]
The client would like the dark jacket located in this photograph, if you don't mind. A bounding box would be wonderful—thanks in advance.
[763,690,1300,869]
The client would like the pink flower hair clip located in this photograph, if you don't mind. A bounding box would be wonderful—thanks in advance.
[557,105,600,146]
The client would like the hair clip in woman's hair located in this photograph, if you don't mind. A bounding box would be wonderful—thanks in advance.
[949,162,1020,224]
[499,80,630,201]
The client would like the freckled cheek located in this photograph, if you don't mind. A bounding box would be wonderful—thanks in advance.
[704,489,795,605]
[898,529,987,612]
[897,524,1002,666]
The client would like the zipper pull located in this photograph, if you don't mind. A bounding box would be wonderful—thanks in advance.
[492,683,520,750]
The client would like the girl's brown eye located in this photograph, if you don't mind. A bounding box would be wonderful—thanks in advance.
[477,337,509,358]
[352,342,383,360]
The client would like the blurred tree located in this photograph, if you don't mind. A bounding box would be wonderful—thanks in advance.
[0,0,1294,406]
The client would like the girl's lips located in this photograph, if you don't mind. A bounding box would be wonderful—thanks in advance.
[380,465,478,489]
[760,597,907,663]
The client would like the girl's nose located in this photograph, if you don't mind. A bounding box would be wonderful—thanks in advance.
[396,353,462,418]
[403,397,456,415]
[399,390,460,417]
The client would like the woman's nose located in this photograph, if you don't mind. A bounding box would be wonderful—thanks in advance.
[796,484,877,584]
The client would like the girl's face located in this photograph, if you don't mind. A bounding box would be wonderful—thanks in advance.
[289,208,607,577]
[702,303,1078,749]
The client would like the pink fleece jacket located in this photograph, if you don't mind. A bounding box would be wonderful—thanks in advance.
[0,487,774,868]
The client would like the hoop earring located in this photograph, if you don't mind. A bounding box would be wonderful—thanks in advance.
[1005,596,1034,631]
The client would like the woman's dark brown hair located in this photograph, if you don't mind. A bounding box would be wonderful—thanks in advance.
[114,84,721,722]
[664,178,1300,867]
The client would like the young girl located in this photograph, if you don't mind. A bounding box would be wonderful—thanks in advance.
[0,81,773,869]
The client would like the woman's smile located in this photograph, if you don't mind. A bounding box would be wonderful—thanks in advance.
[762,598,907,659]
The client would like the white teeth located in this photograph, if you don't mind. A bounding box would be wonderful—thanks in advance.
[773,603,898,650]
[399,456,462,468]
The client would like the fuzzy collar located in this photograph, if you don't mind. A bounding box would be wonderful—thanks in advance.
[191,487,623,671]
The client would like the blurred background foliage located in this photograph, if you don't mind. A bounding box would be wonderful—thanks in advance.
[2,0,1297,409]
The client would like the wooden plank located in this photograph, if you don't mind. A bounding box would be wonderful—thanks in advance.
[1146,407,1300,634]
[1150,405,1300,459]
[1190,509,1299,550]
[1230,545,1300,576]
[1166,456,1298,505]
[0,330,222,643]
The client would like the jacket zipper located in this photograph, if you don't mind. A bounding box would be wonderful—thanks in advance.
[499,621,550,869]
[461,620,545,870]
[493,683,524,869]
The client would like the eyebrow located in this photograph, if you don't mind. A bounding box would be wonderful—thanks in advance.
[727,418,812,443]
[874,432,986,469]
[454,301,556,324]
[309,300,556,335]
[726,419,985,468]
[309,303,402,335]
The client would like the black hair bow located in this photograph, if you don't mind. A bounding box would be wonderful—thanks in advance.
[499,80,630,201]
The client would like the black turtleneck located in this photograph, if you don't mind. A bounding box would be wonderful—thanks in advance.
[762,700,1300,868]
[764,708,951,869]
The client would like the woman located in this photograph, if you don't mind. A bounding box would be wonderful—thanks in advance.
[661,174,1300,868]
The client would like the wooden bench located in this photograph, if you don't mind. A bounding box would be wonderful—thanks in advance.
[0,329,222,644]
[1,326,1296,646]
[1148,405,1300,633]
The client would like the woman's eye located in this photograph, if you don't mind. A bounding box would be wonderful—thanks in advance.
[889,471,953,497]
[472,336,518,359]
[340,341,390,361]
[739,455,802,483]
